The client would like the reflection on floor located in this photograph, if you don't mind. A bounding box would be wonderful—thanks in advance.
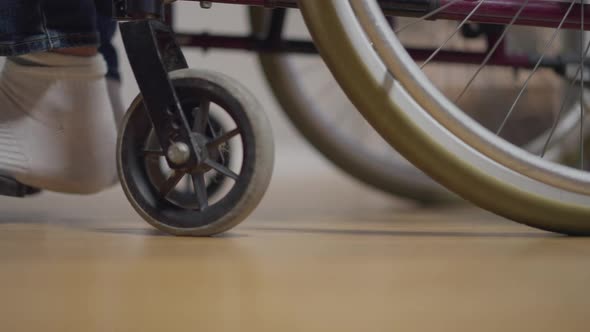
[0,149,589,332]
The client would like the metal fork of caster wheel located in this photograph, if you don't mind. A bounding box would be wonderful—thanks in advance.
[117,69,274,236]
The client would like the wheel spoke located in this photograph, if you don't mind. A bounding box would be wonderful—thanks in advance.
[142,149,164,157]
[208,128,240,149]
[206,117,220,138]
[394,0,464,34]
[205,159,239,181]
[541,44,590,157]
[218,147,228,165]
[496,0,577,136]
[142,149,164,159]
[159,171,185,197]
[421,0,487,69]
[193,99,210,134]
[214,141,229,166]
[456,0,530,102]
[191,173,209,210]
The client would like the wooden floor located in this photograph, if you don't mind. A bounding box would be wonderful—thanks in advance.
[0,148,589,332]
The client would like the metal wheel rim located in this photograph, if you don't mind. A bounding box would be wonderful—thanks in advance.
[351,0,590,195]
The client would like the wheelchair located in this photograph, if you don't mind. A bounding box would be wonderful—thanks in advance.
[115,0,590,236]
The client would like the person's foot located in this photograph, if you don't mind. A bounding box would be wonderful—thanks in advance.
[0,51,118,194]
[0,175,41,197]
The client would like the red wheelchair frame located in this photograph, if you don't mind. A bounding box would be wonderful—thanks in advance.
[168,0,590,74]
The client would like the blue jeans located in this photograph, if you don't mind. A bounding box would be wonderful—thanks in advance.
[0,0,119,80]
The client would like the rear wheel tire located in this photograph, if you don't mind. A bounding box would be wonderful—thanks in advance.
[299,0,590,235]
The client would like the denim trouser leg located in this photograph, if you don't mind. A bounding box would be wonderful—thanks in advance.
[97,13,120,81]
[0,0,99,56]
[0,0,119,79]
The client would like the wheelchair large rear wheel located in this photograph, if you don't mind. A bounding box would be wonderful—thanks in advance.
[250,7,581,203]
[300,0,590,235]
[249,7,452,204]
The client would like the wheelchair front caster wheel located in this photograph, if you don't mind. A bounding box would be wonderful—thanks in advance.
[117,69,274,236]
